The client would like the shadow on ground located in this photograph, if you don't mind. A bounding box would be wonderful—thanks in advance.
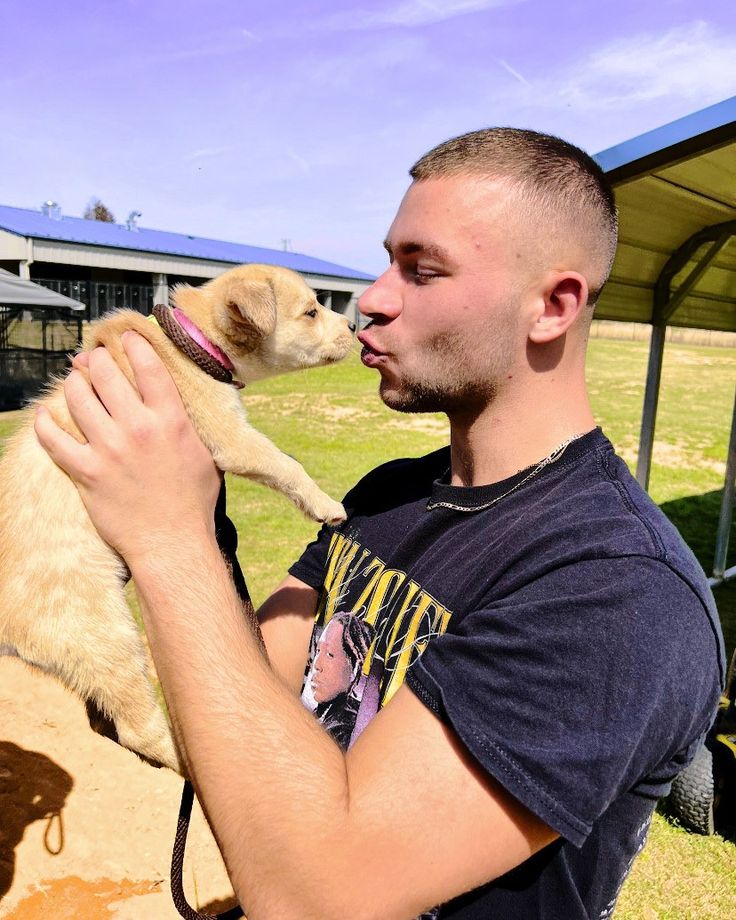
[199,894,242,914]
[0,740,74,903]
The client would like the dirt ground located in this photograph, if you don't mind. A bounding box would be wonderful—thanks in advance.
[0,656,239,919]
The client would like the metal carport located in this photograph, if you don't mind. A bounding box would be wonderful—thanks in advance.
[594,96,736,586]
[0,268,85,311]
[0,268,84,409]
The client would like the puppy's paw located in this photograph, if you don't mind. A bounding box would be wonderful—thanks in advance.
[310,496,347,526]
[324,502,347,526]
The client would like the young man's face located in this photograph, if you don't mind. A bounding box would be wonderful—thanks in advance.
[358,176,537,418]
[310,621,354,704]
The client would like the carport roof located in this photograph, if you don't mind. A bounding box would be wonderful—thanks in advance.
[593,95,736,333]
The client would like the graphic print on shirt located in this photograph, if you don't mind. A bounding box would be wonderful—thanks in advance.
[301,530,453,751]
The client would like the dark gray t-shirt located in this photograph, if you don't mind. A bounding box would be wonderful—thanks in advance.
[289,429,724,919]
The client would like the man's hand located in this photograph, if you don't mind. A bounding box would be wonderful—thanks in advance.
[34,331,221,566]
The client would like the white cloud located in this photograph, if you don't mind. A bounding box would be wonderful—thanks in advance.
[317,0,523,31]
[495,57,530,87]
[285,148,311,174]
[551,21,736,111]
[183,146,234,163]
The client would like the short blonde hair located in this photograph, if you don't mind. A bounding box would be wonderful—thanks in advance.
[410,128,618,305]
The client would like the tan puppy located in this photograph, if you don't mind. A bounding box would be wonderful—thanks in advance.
[0,264,354,772]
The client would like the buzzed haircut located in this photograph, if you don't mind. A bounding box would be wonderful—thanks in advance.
[410,127,618,305]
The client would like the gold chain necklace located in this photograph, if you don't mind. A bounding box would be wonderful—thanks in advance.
[427,431,590,513]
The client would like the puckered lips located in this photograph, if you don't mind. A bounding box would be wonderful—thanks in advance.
[357,330,390,368]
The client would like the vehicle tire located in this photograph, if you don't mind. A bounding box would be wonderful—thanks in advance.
[725,647,736,703]
[666,743,715,835]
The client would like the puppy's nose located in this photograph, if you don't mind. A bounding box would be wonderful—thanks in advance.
[348,321,357,333]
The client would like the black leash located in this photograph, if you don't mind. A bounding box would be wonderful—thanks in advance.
[171,780,243,919]
[170,483,249,919]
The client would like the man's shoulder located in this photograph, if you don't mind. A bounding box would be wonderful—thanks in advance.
[344,445,450,511]
[502,431,715,610]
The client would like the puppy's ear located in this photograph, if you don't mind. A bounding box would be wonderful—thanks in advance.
[219,279,277,350]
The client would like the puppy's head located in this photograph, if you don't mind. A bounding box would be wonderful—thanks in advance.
[173,264,355,381]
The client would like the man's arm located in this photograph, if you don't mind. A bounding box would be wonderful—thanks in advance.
[256,575,317,692]
[35,336,557,919]
[132,536,556,920]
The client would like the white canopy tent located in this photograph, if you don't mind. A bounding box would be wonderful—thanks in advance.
[0,267,84,310]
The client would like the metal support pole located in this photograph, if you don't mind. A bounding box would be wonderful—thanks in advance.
[711,386,736,584]
[152,273,169,312]
[659,233,731,323]
[636,323,666,491]
[42,318,48,380]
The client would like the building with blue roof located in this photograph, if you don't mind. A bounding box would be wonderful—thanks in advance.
[0,202,374,321]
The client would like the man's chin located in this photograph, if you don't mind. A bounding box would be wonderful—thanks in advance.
[379,381,445,415]
[379,378,493,417]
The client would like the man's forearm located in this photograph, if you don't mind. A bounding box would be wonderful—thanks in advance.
[131,528,354,919]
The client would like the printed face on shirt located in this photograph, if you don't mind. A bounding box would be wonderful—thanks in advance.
[356,176,538,418]
[310,620,355,704]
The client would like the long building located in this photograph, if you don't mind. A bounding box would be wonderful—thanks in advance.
[0,202,374,322]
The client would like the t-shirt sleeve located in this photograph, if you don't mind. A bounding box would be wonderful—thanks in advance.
[287,470,379,590]
[288,522,334,590]
[405,555,721,847]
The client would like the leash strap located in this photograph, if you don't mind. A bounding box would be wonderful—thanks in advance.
[170,482,247,919]
[171,780,243,919]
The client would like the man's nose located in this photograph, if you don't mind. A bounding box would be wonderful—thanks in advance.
[358,270,401,321]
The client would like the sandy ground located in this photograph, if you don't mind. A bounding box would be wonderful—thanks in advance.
[0,656,239,919]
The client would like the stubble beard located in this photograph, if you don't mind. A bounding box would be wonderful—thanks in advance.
[378,330,507,417]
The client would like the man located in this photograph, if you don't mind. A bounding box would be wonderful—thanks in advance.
[36,128,724,919]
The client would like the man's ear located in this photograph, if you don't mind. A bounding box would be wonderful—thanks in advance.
[217,279,278,351]
[528,273,589,344]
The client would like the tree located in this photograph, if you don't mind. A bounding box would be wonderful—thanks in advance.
[83,198,115,222]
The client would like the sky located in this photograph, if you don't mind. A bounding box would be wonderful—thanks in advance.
[2,0,735,276]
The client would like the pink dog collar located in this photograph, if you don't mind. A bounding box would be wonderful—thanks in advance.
[151,304,244,388]
[171,308,235,372]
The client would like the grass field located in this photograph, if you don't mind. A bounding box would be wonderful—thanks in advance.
[1,336,735,917]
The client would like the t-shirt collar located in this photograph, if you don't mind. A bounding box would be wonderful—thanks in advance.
[427,427,605,512]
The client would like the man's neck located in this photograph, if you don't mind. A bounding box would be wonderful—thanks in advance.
[447,394,596,488]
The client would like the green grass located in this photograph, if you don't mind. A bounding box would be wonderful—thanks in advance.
[2,338,735,917]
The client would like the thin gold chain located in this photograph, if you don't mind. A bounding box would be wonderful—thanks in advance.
[427,432,589,513]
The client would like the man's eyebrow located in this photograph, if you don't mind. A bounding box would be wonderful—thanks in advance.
[382,239,452,262]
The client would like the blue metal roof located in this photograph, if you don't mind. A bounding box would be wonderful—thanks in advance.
[0,204,374,282]
[591,95,736,334]
[594,95,736,179]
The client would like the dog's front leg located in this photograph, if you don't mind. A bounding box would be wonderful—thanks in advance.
[211,429,345,525]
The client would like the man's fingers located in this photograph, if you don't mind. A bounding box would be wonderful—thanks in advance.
[63,367,116,446]
[85,346,142,422]
[121,331,183,411]
[71,351,89,370]
[34,406,92,481]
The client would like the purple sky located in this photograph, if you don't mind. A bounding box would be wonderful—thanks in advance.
[2,0,735,275]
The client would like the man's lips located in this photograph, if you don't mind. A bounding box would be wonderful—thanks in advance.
[357,332,390,366]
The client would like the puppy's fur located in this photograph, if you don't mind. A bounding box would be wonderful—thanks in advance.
[0,264,353,772]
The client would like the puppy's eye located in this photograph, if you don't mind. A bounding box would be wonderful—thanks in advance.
[305,308,318,318]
